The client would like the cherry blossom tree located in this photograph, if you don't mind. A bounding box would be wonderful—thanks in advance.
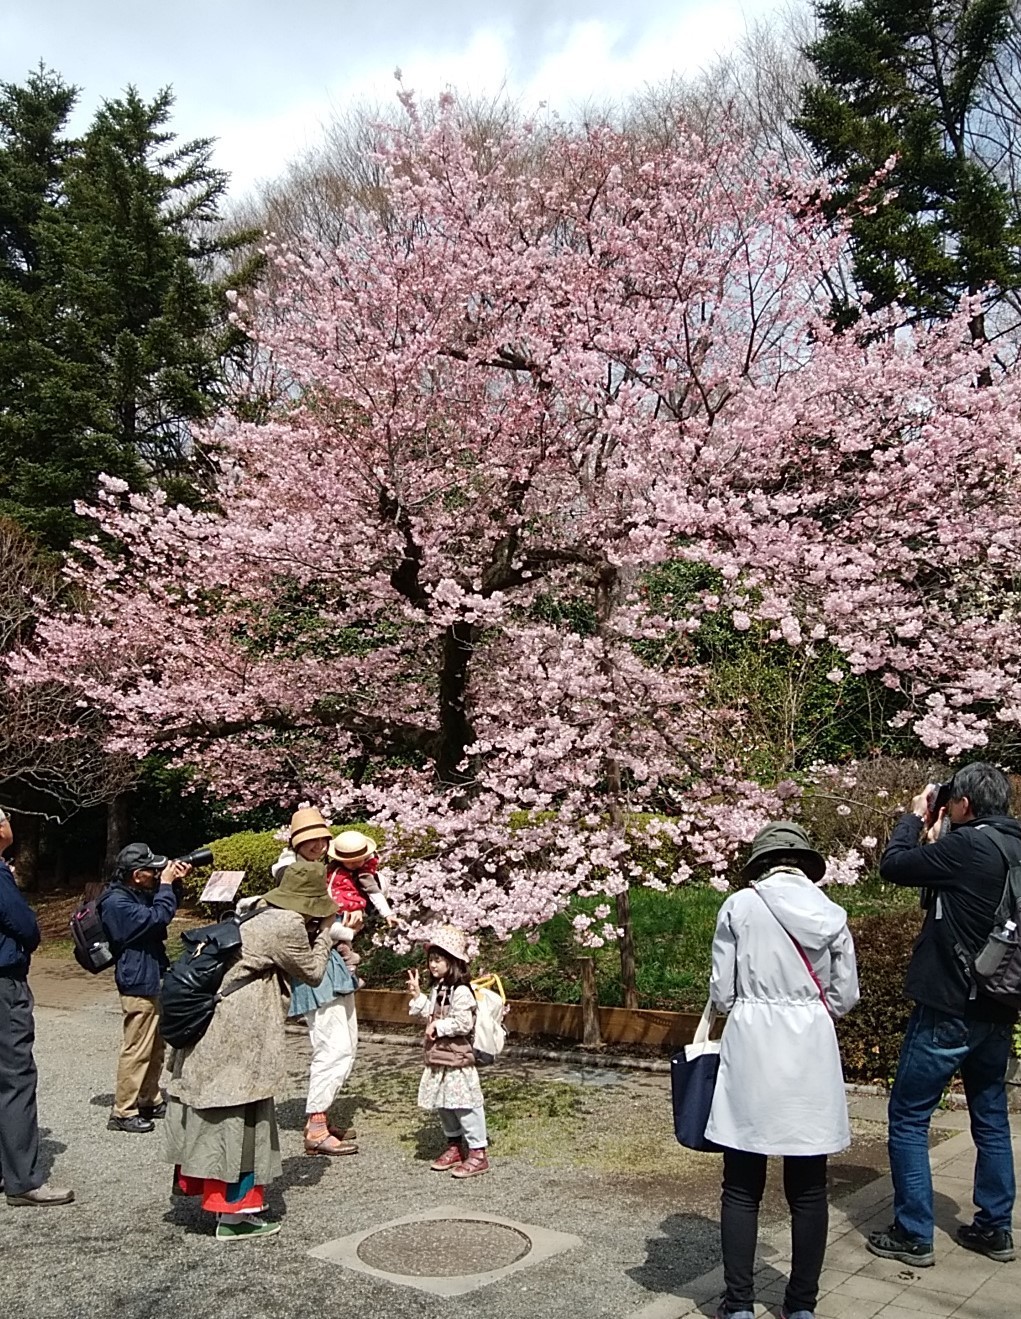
[14,95,1021,966]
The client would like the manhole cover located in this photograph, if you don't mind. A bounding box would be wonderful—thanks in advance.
[356,1218,531,1276]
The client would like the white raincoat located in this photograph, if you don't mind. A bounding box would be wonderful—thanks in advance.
[705,866,860,1157]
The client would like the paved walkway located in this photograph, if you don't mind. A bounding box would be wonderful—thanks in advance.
[632,1117,1020,1319]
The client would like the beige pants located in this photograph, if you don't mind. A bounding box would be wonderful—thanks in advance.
[113,994,165,1118]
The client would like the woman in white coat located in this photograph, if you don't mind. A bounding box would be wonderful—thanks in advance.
[706,822,860,1319]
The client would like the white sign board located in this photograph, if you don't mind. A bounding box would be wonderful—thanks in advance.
[199,870,246,904]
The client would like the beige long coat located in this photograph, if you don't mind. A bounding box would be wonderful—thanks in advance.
[164,905,332,1110]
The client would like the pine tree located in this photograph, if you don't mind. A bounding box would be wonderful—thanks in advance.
[798,0,1021,335]
[0,76,255,547]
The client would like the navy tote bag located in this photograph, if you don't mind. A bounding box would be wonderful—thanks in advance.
[670,1000,722,1152]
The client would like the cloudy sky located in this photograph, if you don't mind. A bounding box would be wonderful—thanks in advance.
[5,1,783,199]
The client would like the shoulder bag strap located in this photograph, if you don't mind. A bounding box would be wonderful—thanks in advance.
[752,887,833,1017]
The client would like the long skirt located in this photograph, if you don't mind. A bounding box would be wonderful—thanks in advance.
[165,1096,281,1214]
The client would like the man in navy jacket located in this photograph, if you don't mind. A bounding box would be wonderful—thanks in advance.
[867,763,1018,1269]
[101,843,189,1133]
[0,808,74,1205]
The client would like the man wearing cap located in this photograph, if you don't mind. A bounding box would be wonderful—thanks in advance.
[102,844,190,1133]
[0,807,74,1205]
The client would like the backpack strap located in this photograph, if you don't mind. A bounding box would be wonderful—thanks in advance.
[974,827,1021,925]
[213,905,276,1001]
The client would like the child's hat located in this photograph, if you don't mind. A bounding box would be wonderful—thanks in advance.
[288,807,332,849]
[423,923,470,964]
[328,830,377,866]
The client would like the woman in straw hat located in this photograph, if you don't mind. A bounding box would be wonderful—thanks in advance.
[273,815,383,1157]
[705,822,860,1319]
[407,925,490,1179]
[164,860,337,1241]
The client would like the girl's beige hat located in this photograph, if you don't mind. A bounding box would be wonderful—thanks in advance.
[327,829,377,865]
[423,923,470,964]
[288,807,332,849]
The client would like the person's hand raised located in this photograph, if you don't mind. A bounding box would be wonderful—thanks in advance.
[406,968,420,997]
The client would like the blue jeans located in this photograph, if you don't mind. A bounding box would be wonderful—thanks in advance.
[888,1004,1015,1243]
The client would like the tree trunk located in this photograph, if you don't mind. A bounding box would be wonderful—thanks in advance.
[437,621,477,785]
[614,887,639,1011]
[593,561,639,1010]
[579,956,603,1047]
[14,812,41,892]
[104,792,132,876]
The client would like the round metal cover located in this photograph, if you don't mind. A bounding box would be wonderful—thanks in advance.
[356,1218,532,1276]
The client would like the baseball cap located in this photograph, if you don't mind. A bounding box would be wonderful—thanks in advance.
[115,842,169,873]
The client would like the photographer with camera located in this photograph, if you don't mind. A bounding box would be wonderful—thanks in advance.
[867,763,1019,1268]
[102,843,196,1134]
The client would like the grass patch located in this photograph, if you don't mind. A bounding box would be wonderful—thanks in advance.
[360,878,916,1011]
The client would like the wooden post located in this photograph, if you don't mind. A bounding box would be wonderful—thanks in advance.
[579,956,602,1048]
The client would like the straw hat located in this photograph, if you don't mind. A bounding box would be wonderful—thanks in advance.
[423,923,470,964]
[288,807,332,849]
[327,830,377,866]
[740,821,826,885]
[262,860,337,920]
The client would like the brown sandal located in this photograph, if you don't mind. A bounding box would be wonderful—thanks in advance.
[304,1131,358,1157]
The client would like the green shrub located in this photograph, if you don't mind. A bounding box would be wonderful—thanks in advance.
[836,906,922,1083]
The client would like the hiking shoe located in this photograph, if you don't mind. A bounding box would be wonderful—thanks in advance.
[867,1224,935,1267]
[215,1216,281,1242]
[138,1101,167,1120]
[430,1141,465,1171]
[450,1147,489,1178]
[107,1114,155,1134]
[714,1308,754,1319]
[956,1224,1015,1262]
[6,1182,75,1207]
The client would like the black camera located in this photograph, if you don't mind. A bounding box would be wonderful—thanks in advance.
[176,846,214,868]
[927,779,955,823]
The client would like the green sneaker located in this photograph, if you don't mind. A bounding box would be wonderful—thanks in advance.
[215,1216,281,1242]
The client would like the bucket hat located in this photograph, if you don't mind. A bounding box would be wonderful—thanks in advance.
[288,807,332,849]
[327,830,377,866]
[740,821,826,884]
[263,860,337,920]
[423,923,470,965]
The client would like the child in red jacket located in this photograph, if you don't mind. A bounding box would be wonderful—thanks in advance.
[326,831,396,927]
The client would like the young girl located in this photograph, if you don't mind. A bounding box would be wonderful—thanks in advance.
[407,925,489,1179]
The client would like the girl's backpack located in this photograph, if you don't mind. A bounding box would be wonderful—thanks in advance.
[470,974,508,1065]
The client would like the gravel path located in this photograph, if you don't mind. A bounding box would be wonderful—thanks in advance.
[4,959,899,1319]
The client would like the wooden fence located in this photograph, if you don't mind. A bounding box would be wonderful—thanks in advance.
[356,987,717,1050]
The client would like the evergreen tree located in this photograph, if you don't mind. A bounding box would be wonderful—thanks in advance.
[798,0,1021,335]
[0,76,255,547]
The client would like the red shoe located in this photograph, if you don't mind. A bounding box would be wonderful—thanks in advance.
[430,1142,464,1171]
[450,1148,489,1178]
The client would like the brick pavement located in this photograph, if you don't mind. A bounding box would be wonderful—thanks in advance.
[631,1119,1020,1319]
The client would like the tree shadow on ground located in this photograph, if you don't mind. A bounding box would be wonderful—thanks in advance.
[36,1128,66,1182]
[829,1162,883,1199]
[627,1211,726,1299]
[89,1092,115,1107]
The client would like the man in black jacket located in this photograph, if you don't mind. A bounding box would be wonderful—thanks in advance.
[0,808,74,1205]
[867,763,1017,1267]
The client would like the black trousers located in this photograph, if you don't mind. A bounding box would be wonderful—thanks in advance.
[720,1148,829,1315]
[0,976,42,1196]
